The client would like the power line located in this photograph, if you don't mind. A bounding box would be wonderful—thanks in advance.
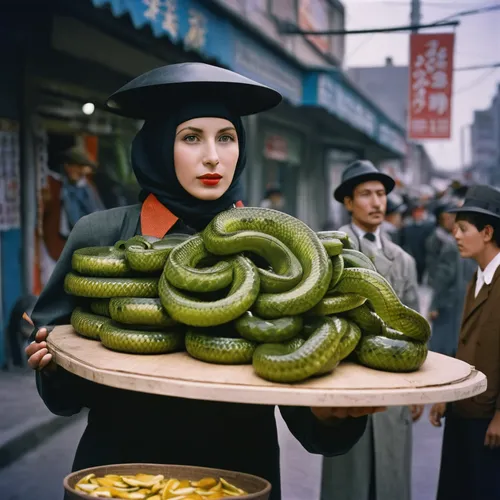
[434,2,500,22]
[455,62,500,71]
[278,20,459,36]
[453,68,499,94]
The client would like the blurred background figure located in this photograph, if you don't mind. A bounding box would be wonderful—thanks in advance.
[400,198,435,284]
[381,192,407,244]
[260,185,285,211]
[40,146,105,285]
[425,203,463,356]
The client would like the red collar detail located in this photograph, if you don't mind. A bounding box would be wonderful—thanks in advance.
[141,194,244,238]
[141,194,179,238]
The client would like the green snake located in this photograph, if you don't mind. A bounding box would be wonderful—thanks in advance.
[65,207,430,380]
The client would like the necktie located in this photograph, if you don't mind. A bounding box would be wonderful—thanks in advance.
[364,232,376,242]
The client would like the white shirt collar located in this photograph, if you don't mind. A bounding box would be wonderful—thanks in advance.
[475,251,500,297]
[351,223,383,250]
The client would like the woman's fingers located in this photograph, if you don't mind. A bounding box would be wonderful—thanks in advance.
[35,328,48,342]
[39,353,53,371]
[25,340,47,358]
[27,347,49,370]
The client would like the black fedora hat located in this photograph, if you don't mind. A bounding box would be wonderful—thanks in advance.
[386,193,407,215]
[448,185,500,219]
[334,160,395,202]
[105,62,282,119]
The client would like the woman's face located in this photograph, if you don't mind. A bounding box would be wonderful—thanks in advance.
[174,117,239,200]
[453,218,490,259]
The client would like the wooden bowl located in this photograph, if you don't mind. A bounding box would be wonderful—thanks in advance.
[63,463,272,500]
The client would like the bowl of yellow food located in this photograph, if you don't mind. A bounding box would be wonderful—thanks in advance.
[63,463,272,500]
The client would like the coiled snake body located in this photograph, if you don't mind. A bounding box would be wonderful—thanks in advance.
[64,207,431,382]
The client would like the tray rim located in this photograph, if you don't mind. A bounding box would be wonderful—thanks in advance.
[47,327,487,407]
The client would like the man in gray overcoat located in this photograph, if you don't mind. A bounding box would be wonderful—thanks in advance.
[320,160,423,500]
[425,203,464,357]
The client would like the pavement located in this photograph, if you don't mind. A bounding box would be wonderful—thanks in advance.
[0,367,84,469]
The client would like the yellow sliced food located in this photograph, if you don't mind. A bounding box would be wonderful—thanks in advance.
[192,478,218,490]
[76,483,99,492]
[105,475,122,481]
[183,495,203,500]
[122,475,164,488]
[221,490,242,497]
[209,483,222,492]
[90,491,112,498]
[149,497,162,500]
[164,479,180,491]
[113,482,136,489]
[90,479,101,486]
[219,479,245,495]
[78,473,96,484]
[172,488,195,495]
[97,478,120,488]
[151,482,165,494]
[135,474,159,482]
[204,494,224,500]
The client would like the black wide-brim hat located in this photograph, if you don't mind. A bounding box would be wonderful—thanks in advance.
[334,160,395,202]
[105,62,282,119]
[448,185,500,219]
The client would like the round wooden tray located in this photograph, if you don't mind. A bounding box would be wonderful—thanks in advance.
[47,325,487,407]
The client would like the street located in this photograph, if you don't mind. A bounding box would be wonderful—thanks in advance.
[0,407,444,500]
[0,289,445,500]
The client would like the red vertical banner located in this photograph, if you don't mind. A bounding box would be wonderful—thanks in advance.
[408,33,455,140]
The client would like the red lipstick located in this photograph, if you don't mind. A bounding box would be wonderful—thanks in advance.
[198,173,222,186]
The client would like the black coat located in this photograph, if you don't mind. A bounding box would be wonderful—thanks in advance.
[31,204,367,499]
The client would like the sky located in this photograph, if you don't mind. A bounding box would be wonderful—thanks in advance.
[341,0,500,170]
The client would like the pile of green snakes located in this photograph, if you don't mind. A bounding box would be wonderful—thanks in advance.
[64,207,430,384]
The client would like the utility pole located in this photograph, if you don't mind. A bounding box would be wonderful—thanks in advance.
[410,0,421,33]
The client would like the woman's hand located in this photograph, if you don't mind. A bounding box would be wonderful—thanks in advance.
[311,406,387,421]
[25,327,56,373]
[429,403,446,427]
[484,411,500,448]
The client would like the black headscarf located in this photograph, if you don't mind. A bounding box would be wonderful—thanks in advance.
[131,101,246,231]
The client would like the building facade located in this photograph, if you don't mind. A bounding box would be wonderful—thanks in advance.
[348,57,436,187]
[469,84,500,186]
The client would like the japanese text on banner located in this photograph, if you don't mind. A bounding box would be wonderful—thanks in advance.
[408,33,455,140]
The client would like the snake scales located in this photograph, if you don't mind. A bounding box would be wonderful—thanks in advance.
[63,207,430,382]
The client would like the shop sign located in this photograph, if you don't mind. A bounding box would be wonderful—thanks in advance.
[408,33,455,139]
[264,134,288,161]
[91,0,233,66]
[378,122,407,156]
[232,35,303,105]
[317,74,378,139]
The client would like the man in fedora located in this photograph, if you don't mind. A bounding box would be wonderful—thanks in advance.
[41,146,105,285]
[321,160,422,500]
[381,192,407,244]
[430,185,500,499]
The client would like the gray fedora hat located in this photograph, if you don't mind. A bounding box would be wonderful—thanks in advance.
[334,160,395,202]
[105,62,282,119]
[448,185,500,219]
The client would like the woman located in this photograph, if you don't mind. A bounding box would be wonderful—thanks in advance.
[26,63,380,499]
[429,185,500,499]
